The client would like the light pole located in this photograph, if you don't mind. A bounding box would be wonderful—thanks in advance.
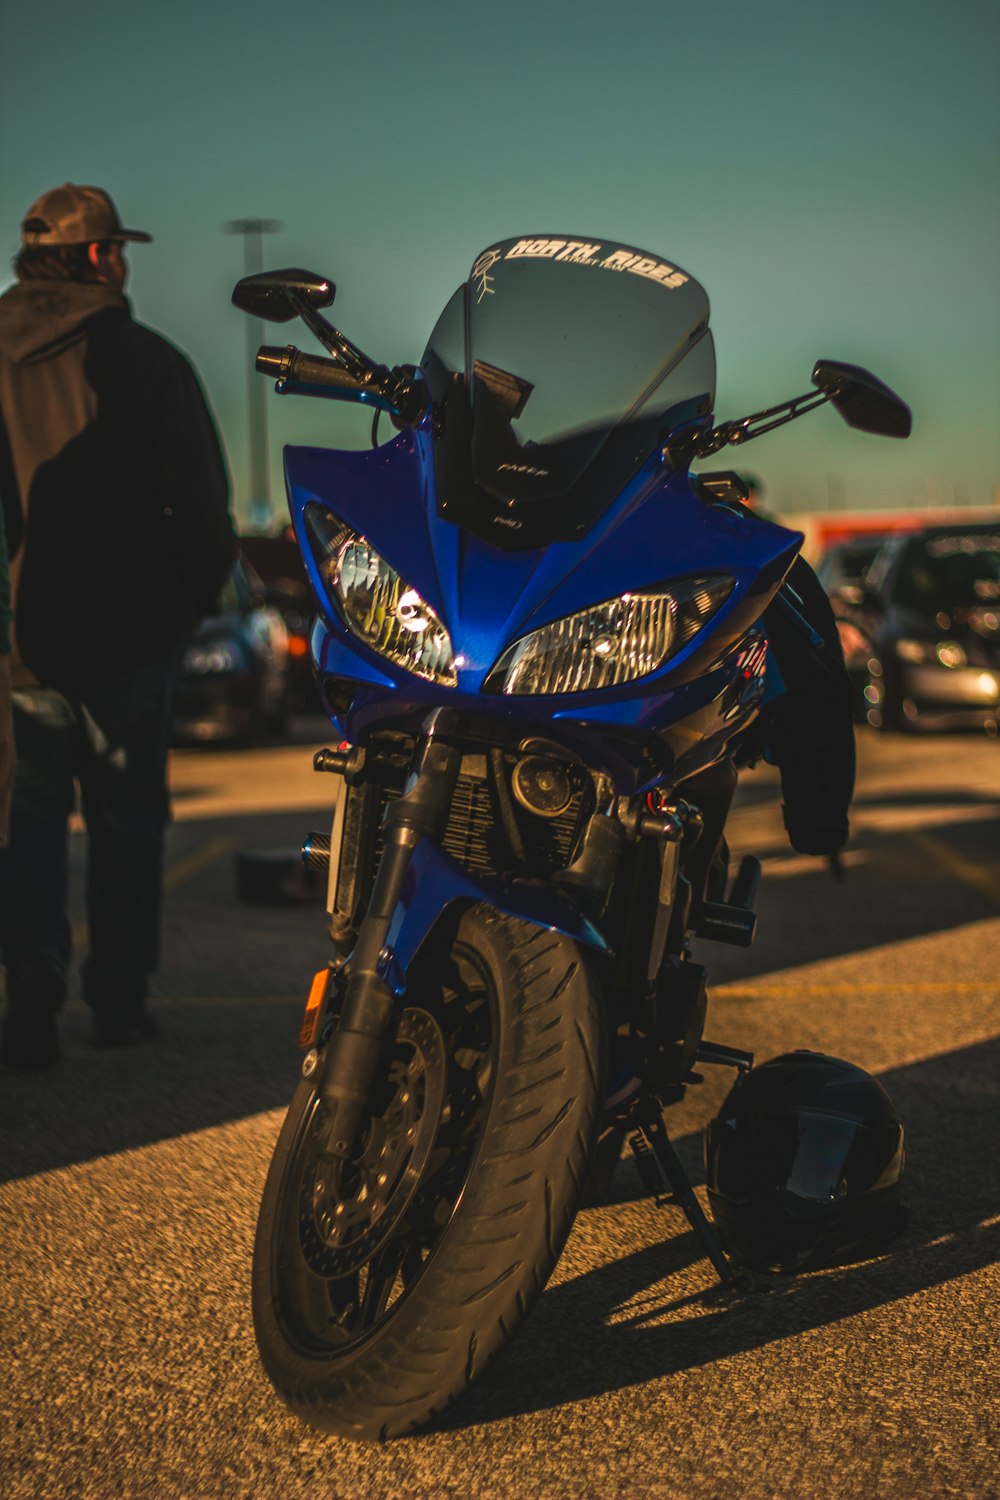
[223,217,283,532]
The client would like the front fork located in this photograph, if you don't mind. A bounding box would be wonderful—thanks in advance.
[312,719,463,1170]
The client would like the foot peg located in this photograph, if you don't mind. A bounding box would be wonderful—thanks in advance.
[695,1039,754,1073]
[694,854,761,947]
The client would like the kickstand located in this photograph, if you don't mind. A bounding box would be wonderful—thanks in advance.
[631,1096,747,1292]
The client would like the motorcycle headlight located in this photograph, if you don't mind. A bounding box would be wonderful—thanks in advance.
[303,503,457,686]
[484,575,734,696]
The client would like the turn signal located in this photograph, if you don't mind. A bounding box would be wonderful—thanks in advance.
[299,968,329,1048]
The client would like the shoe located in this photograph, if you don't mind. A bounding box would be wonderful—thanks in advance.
[0,956,66,1072]
[93,1011,158,1049]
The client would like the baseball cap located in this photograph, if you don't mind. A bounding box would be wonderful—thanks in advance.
[20,184,152,246]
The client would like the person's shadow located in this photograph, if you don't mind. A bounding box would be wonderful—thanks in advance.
[435,1035,999,1430]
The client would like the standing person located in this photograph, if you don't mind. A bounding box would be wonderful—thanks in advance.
[0,184,236,1069]
[0,496,13,846]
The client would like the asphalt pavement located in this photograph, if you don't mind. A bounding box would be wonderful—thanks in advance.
[1,723,997,1499]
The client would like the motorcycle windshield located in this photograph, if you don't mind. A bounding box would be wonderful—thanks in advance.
[421,235,715,547]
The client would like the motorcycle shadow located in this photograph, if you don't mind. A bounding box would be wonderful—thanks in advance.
[707,799,1000,986]
[434,1035,999,1431]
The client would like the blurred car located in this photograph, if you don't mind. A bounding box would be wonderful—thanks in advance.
[173,556,290,743]
[816,535,890,716]
[238,531,322,713]
[816,536,888,610]
[255,578,317,712]
[856,523,1000,731]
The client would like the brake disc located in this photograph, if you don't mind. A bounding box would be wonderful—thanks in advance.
[298,1008,447,1277]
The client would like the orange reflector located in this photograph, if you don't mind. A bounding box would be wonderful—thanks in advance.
[287,634,309,658]
[299,968,329,1048]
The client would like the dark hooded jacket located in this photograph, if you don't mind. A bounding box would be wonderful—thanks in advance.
[0,497,9,655]
[0,279,235,688]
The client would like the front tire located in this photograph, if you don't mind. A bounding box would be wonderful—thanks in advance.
[252,904,606,1438]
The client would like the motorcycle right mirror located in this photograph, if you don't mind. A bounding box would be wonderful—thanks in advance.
[231,268,336,323]
[812,360,912,439]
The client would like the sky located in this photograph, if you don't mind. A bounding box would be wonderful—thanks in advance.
[1,0,997,528]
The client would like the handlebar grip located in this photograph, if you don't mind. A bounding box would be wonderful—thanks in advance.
[255,345,364,391]
[255,346,293,378]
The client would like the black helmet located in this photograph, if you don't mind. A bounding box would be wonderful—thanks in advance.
[705,1051,906,1273]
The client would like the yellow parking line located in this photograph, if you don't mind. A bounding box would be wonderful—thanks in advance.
[715,981,998,999]
[163,834,235,893]
[71,834,235,948]
[909,831,1000,911]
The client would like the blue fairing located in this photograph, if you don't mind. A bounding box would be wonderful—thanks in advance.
[375,837,611,995]
[286,418,801,794]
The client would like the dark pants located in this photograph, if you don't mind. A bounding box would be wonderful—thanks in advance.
[0,650,178,1026]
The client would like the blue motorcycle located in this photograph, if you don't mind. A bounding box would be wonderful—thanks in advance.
[233,237,911,1439]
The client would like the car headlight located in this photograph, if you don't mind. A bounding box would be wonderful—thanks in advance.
[183,640,247,674]
[895,638,967,667]
[895,639,931,663]
[303,503,456,687]
[483,575,734,696]
[935,641,967,668]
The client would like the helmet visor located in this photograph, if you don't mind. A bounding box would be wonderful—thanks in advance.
[708,1110,904,1203]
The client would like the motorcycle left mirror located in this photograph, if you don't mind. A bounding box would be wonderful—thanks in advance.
[231,269,336,323]
[812,360,912,439]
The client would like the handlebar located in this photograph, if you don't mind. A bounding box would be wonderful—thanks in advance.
[256,345,366,391]
[256,344,426,426]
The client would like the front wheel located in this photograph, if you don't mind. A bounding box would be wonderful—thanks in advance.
[252,904,606,1439]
